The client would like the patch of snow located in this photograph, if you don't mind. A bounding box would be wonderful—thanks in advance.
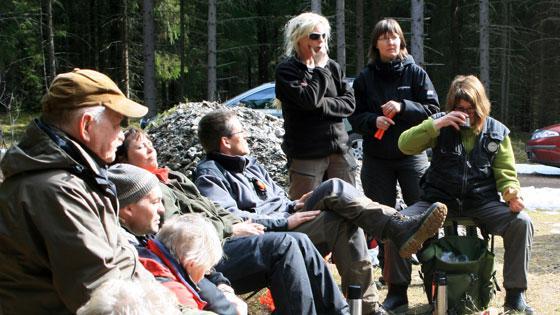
[516,163,560,176]
[521,186,560,211]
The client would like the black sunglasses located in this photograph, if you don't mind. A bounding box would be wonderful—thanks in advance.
[309,32,326,40]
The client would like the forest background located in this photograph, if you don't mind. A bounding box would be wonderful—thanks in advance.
[1,0,559,133]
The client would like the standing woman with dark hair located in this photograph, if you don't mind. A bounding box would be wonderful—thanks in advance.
[348,18,440,312]
[276,12,357,200]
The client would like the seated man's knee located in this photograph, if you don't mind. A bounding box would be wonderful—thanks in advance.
[264,232,301,254]
[286,232,316,251]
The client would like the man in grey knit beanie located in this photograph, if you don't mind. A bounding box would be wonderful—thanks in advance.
[108,163,163,235]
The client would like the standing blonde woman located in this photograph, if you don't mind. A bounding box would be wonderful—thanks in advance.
[389,75,533,314]
[276,12,357,200]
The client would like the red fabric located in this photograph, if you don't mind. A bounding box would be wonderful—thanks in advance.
[259,288,276,312]
[152,167,170,183]
[139,256,206,310]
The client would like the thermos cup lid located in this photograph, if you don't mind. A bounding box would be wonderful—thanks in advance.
[347,285,362,299]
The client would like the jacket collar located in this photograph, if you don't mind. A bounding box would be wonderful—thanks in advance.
[207,151,248,173]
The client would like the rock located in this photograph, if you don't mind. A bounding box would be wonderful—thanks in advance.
[146,101,289,187]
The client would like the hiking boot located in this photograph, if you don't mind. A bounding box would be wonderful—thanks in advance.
[382,202,447,258]
[382,284,408,313]
[504,289,534,314]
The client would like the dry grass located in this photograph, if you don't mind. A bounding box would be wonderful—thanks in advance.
[246,210,560,314]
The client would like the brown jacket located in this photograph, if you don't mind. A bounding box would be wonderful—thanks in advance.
[0,120,143,314]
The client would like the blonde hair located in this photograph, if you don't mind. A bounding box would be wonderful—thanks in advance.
[157,214,223,273]
[445,75,491,133]
[283,12,331,57]
[368,18,408,63]
[77,278,181,315]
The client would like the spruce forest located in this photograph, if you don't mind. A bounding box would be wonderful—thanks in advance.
[1,0,559,131]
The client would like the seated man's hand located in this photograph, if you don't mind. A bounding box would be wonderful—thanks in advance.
[293,191,313,211]
[232,220,265,236]
[508,197,525,213]
[287,210,321,230]
[217,284,247,315]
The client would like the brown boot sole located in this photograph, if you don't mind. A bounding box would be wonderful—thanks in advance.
[398,202,447,258]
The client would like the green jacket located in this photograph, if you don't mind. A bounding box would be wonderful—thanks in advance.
[0,120,143,314]
[160,169,242,241]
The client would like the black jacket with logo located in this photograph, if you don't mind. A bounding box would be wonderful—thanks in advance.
[349,55,440,160]
[275,56,355,159]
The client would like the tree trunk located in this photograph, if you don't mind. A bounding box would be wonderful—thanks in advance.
[311,0,321,14]
[207,0,217,101]
[336,0,346,72]
[479,0,490,92]
[38,1,48,92]
[179,0,186,99]
[45,0,56,83]
[370,0,381,29]
[355,0,364,75]
[499,0,510,123]
[122,0,130,97]
[410,0,424,67]
[91,0,100,69]
[450,0,462,75]
[142,0,158,116]
[256,1,270,84]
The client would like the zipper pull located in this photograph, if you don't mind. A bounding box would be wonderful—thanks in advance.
[466,160,472,168]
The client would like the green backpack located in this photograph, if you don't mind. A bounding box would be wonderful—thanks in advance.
[419,219,497,315]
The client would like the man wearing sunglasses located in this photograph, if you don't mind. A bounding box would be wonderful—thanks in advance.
[275,12,357,202]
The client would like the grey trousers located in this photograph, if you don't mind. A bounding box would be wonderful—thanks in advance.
[294,178,398,314]
[384,200,534,290]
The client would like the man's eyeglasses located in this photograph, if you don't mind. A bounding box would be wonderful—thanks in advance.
[453,106,476,114]
[309,32,327,41]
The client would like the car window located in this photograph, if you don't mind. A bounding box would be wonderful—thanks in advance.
[240,87,276,109]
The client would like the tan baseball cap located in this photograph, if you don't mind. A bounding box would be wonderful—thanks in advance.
[42,68,148,118]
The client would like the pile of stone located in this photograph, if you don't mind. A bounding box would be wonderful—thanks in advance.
[146,101,289,187]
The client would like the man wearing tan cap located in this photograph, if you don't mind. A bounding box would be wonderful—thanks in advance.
[0,69,151,314]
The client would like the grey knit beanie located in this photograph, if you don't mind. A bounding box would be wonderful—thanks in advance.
[108,163,160,208]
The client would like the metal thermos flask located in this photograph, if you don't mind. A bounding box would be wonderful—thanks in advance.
[347,285,362,315]
[434,273,448,315]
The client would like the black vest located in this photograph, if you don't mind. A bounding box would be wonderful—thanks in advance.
[421,113,509,212]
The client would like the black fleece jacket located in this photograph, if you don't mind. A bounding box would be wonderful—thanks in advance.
[275,56,355,159]
[349,55,440,160]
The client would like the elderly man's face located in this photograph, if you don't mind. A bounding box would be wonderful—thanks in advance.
[86,108,125,163]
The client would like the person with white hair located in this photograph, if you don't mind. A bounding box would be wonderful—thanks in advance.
[275,12,357,200]
[146,214,224,310]
[76,278,185,315]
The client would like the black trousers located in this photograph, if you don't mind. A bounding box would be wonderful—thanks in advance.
[215,232,349,315]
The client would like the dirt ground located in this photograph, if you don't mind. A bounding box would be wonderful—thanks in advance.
[246,210,560,314]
